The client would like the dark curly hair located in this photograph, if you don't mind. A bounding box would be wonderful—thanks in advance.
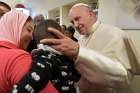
[34,19,63,44]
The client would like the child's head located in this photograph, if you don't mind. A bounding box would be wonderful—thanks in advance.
[34,19,63,44]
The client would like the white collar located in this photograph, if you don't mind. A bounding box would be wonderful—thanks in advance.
[80,21,101,37]
[88,21,101,35]
[37,44,62,55]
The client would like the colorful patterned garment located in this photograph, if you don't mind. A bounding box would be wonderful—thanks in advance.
[11,47,81,93]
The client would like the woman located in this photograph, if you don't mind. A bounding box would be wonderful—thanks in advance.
[0,9,58,93]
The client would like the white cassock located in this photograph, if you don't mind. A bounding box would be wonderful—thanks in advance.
[75,21,140,93]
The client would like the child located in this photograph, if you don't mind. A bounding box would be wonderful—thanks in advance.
[33,19,81,93]
[11,19,80,93]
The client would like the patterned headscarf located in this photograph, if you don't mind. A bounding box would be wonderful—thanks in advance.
[0,9,29,47]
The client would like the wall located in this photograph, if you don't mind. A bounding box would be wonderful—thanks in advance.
[98,0,118,25]
[60,5,72,26]
[48,5,71,26]
[98,0,140,53]
[48,8,60,20]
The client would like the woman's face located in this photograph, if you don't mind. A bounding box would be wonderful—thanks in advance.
[19,20,34,50]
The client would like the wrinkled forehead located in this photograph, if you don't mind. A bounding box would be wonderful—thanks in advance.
[69,6,89,17]
[68,7,80,18]
[69,6,80,14]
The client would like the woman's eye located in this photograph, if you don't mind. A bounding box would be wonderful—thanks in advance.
[27,29,32,32]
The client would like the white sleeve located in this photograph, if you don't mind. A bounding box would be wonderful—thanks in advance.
[75,47,129,88]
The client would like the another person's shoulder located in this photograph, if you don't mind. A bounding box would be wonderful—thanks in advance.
[8,48,31,60]
[10,48,30,55]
